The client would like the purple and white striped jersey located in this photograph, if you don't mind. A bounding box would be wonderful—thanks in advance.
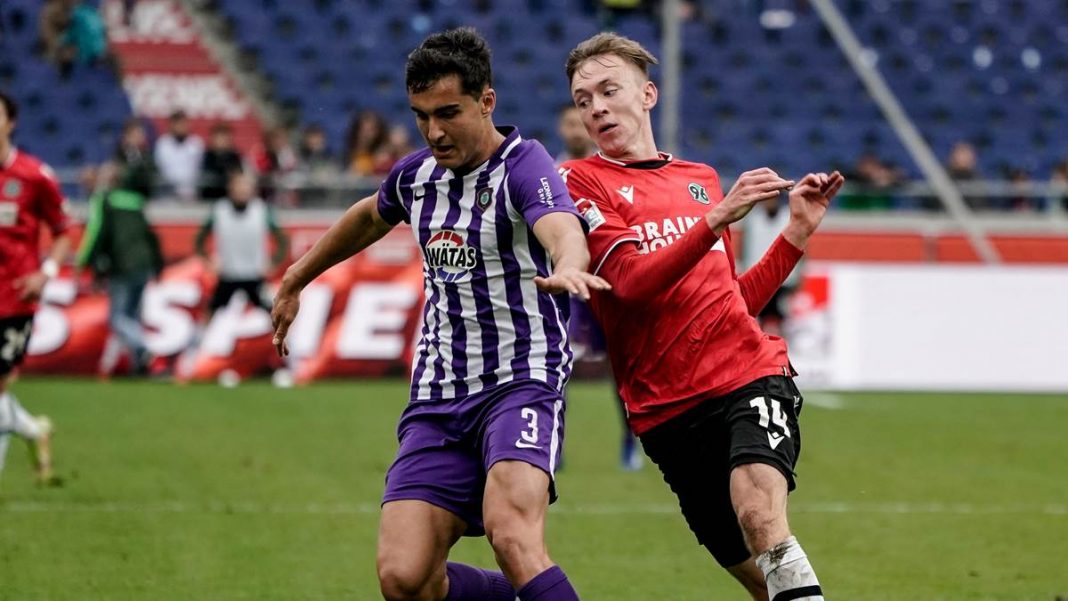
[377,126,585,402]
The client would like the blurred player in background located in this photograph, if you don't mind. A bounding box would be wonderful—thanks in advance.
[0,91,69,486]
[195,170,288,317]
[741,195,802,338]
[76,158,163,377]
[271,28,607,601]
[561,34,844,600]
[555,103,641,471]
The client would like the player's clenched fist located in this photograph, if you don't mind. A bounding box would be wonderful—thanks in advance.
[706,168,794,233]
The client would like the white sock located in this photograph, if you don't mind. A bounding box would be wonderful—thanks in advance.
[0,432,10,477]
[0,392,43,440]
[755,536,824,601]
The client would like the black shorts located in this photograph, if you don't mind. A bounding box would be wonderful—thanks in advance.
[209,279,271,313]
[0,314,35,377]
[639,375,804,568]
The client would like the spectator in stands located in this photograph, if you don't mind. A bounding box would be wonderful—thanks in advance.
[76,161,163,376]
[1005,167,1036,212]
[154,110,204,201]
[62,0,108,68]
[343,109,389,176]
[946,140,987,210]
[555,104,596,163]
[38,0,74,74]
[1048,159,1068,213]
[114,118,155,197]
[297,123,337,173]
[200,123,244,202]
[253,126,298,205]
[839,152,903,210]
[296,123,338,205]
[375,124,415,174]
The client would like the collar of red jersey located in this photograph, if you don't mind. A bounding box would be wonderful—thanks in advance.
[595,151,673,167]
[1,148,17,170]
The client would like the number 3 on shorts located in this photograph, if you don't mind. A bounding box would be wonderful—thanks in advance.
[749,396,791,440]
[519,407,539,444]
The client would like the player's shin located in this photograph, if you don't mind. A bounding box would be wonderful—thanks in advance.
[444,562,515,601]
[755,536,824,600]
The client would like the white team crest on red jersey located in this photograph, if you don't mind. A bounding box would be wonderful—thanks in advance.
[688,183,710,205]
[3,180,22,198]
[616,185,635,204]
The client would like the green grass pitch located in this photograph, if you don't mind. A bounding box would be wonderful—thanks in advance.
[1,378,1065,600]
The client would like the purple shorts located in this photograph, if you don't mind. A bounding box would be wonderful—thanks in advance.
[382,379,566,536]
[568,297,607,360]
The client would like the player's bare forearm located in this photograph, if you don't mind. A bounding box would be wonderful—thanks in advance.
[47,233,72,265]
[531,212,610,299]
[279,195,392,293]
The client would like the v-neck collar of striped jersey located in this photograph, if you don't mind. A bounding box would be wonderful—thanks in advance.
[595,150,674,170]
[0,148,17,170]
[441,126,522,178]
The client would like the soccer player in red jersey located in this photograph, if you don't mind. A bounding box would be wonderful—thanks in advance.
[0,91,71,486]
[560,34,844,600]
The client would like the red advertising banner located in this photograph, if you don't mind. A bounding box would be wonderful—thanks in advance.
[24,228,425,384]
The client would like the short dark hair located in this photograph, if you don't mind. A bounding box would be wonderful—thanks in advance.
[0,90,18,122]
[406,27,493,98]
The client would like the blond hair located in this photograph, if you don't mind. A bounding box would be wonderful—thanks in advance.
[565,32,659,83]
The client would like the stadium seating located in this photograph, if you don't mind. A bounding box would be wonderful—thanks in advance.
[214,0,1067,184]
[0,0,132,170]
[5,0,1065,186]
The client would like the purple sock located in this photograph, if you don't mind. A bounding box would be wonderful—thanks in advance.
[517,566,580,601]
[444,562,515,601]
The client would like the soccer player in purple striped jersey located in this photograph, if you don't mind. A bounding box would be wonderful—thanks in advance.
[271,28,607,601]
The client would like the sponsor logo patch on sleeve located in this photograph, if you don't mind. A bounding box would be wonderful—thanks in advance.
[575,198,606,231]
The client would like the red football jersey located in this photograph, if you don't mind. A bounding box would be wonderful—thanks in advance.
[0,149,70,319]
[562,153,793,434]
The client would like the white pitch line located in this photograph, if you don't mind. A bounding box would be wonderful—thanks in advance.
[803,393,847,410]
[1,501,1064,516]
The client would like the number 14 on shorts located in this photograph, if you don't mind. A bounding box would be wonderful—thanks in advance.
[749,396,791,450]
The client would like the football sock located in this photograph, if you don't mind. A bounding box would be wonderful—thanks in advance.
[0,392,43,440]
[756,536,824,601]
[517,565,580,601]
[0,433,10,477]
[444,562,515,601]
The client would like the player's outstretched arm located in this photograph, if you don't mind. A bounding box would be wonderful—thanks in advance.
[531,212,611,300]
[271,194,394,356]
[592,168,793,304]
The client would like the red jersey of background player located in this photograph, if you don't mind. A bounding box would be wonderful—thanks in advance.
[561,152,802,434]
[0,149,70,319]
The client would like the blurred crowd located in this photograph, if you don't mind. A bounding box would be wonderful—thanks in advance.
[80,108,416,206]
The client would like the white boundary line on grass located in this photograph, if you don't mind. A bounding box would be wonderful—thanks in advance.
[1,501,1065,516]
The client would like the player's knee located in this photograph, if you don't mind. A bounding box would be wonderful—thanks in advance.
[485,522,543,568]
[376,556,438,601]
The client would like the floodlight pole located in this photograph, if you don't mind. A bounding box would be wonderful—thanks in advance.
[660,0,682,156]
[808,0,1000,263]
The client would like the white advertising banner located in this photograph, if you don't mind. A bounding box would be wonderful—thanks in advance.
[790,264,1068,392]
